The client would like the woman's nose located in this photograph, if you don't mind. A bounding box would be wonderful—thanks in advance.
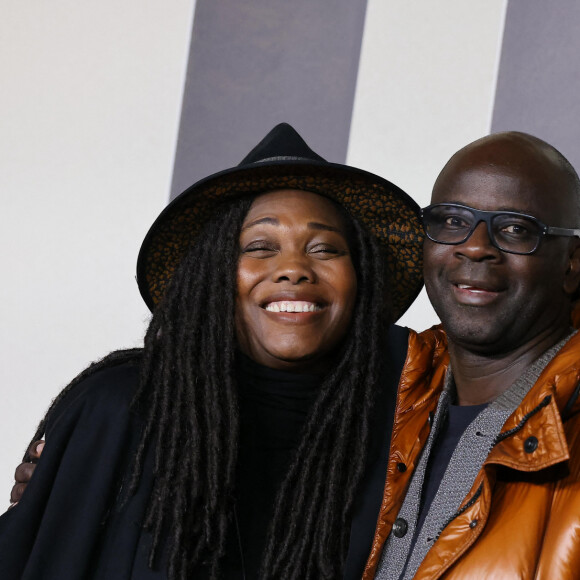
[272,253,316,284]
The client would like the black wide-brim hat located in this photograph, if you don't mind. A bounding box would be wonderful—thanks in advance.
[137,123,424,320]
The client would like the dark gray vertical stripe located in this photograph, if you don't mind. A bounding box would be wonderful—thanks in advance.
[491,0,580,170]
[170,0,368,199]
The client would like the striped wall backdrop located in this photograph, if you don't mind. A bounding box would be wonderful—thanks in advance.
[2,0,579,497]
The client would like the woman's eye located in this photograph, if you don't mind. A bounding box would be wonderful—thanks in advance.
[309,244,343,257]
[241,241,277,255]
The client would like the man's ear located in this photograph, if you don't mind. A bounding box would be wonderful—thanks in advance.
[563,240,580,296]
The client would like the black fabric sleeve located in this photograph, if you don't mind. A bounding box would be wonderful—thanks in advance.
[0,361,142,580]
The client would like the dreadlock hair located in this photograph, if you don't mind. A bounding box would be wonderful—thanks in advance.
[260,202,390,579]
[129,195,255,579]
[22,187,391,580]
[32,192,390,579]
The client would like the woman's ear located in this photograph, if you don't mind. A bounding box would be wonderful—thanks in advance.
[563,240,580,295]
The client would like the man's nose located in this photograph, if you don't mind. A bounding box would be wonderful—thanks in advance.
[454,221,501,261]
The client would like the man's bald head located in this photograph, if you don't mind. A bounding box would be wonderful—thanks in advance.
[434,132,580,227]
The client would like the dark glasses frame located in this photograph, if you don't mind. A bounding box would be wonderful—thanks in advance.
[421,203,580,255]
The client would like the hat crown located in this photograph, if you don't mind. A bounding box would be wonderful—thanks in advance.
[238,122,327,167]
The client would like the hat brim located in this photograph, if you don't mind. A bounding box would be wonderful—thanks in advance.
[137,159,424,321]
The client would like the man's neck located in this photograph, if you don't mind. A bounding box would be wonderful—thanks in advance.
[448,326,572,406]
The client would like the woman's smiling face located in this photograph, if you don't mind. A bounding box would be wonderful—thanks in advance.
[235,189,358,372]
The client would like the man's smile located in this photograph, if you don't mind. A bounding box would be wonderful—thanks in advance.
[447,276,507,306]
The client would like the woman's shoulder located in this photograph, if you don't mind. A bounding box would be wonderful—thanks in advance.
[0,350,147,578]
[46,348,144,435]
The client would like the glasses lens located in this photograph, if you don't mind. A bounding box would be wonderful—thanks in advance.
[423,205,475,244]
[491,214,542,253]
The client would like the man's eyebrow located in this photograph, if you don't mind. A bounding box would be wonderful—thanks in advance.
[441,201,536,215]
[495,206,535,214]
[241,217,279,231]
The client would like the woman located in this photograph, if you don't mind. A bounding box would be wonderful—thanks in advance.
[0,123,424,579]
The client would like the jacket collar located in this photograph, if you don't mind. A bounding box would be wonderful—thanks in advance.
[484,330,580,472]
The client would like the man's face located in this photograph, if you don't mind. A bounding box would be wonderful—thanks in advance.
[424,139,580,354]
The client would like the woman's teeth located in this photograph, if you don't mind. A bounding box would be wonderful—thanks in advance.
[265,301,321,313]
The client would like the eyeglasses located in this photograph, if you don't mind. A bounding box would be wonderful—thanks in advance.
[421,203,580,255]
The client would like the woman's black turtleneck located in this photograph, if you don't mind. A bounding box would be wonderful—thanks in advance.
[221,354,322,577]
[220,324,410,579]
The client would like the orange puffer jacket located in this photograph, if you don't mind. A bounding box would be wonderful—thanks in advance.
[363,327,580,579]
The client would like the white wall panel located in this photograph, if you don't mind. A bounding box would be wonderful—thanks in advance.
[347,0,507,331]
[0,0,195,500]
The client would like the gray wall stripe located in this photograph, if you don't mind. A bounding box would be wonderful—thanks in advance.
[170,0,368,199]
[491,0,580,171]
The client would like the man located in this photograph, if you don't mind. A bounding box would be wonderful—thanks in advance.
[364,131,580,578]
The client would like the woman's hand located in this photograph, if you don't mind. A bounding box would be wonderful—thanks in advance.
[9,440,44,507]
